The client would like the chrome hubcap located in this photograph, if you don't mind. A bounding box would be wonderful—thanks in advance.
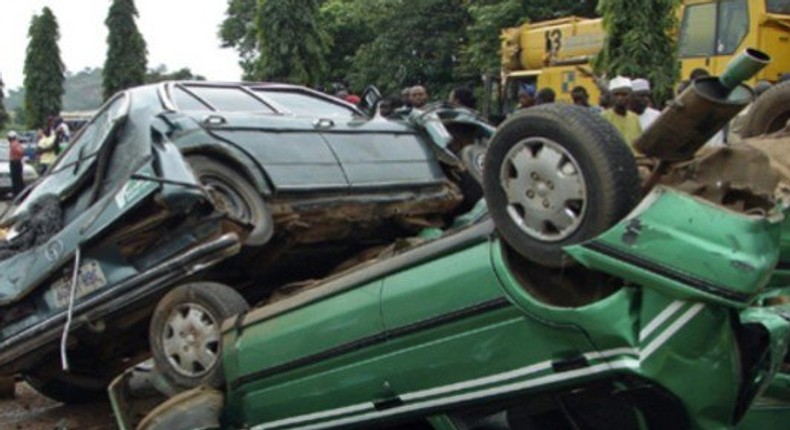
[162,303,220,378]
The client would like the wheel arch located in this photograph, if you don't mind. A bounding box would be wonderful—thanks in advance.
[178,142,274,197]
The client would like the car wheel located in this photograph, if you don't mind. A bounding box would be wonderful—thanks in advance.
[460,144,485,185]
[483,104,640,267]
[741,81,790,138]
[24,366,108,404]
[150,282,249,390]
[187,155,273,246]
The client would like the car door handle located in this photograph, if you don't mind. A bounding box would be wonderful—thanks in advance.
[313,118,335,129]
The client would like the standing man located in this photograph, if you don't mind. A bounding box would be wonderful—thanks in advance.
[630,78,661,130]
[7,131,24,197]
[409,85,429,109]
[601,76,642,151]
[36,122,57,174]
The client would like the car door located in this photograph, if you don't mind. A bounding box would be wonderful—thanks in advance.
[377,232,602,417]
[175,83,349,192]
[223,277,387,428]
[253,87,447,190]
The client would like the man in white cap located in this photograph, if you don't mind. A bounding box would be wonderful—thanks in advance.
[601,76,642,151]
[630,78,661,130]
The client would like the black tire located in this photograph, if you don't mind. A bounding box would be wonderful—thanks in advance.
[483,104,640,267]
[741,80,790,138]
[187,155,273,246]
[150,282,249,390]
[24,367,108,404]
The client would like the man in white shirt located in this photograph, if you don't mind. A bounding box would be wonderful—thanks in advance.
[630,78,661,131]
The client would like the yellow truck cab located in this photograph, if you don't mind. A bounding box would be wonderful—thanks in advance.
[486,0,790,121]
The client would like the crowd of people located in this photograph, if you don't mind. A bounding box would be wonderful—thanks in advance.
[5,115,70,198]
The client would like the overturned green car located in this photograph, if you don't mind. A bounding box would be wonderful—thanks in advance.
[111,100,790,430]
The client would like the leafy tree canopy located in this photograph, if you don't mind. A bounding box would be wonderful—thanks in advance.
[254,0,330,86]
[23,7,65,129]
[595,0,681,105]
[103,0,148,100]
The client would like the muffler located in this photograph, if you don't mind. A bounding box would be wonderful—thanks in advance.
[634,48,771,160]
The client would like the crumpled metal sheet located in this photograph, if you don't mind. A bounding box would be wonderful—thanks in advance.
[656,143,782,214]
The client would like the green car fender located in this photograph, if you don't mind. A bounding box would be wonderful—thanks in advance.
[565,186,784,308]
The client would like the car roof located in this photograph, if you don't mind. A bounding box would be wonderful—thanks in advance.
[154,80,364,117]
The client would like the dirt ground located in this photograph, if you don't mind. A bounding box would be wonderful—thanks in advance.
[0,382,117,430]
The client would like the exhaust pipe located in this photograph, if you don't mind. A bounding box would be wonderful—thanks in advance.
[634,48,771,161]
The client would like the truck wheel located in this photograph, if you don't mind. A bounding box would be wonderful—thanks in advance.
[24,367,108,404]
[187,155,273,246]
[741,80,790,138]
[483,104,640,267]
[150,282,249,390]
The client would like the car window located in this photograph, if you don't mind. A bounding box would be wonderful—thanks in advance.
[253,89,357,118]
[179,85,275,112]
[52,93,129,172]
[767,0,790,13]
[173,86,213,111]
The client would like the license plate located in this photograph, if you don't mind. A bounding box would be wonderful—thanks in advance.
[45,260,108,309]
[0,177,10,188]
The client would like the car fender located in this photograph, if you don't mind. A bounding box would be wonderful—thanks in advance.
[177,140,273,197]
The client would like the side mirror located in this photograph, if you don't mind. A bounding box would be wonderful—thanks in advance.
[358,86,383,117]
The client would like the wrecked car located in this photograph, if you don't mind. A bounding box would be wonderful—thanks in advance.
[0,81,495,401]
[0,89,249,403]
[111,90,790,429]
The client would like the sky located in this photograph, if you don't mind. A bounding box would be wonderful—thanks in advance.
[0,0,243,91]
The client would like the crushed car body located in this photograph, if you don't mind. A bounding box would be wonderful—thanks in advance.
[0,87,248,401]
[111,88,790,430]
[0,80,496,401]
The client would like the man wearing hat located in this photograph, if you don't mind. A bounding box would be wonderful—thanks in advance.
[517,83,537,109]
[630,78,661,130]
[7,131,24,197]
[601,76,642,151]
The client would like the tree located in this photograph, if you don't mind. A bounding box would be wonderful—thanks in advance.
[23,8,65,129]
[348,0,470,97]
[0,75,9,130]
[146,65,206,83]
[219,0,259,80]
[103,0,148,100]
[595,0,681,105]
[318,0,377,88]
[253,0,330,85]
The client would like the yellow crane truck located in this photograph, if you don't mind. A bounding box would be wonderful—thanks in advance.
[485,0,790,120]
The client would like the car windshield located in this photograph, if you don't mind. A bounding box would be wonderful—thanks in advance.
[767,0,790,13]
[51,92,130,172]
[253,89,357,118]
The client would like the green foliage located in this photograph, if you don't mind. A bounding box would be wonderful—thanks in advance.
[319,0,376,87]
[219,0,259,79]
[253,0,330,86]
[146,65,206,83]
[461,0,527,76]
[23,7,65,129]
[596,0,681,105]
[347,0,470,98]
[0,77,9,130]
[103,0,148,100]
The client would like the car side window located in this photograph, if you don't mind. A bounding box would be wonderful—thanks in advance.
[254,89,357,118]
[180,85,275,112]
